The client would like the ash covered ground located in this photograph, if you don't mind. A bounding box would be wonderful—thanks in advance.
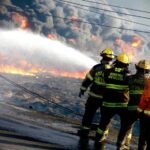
[0,73,139,149]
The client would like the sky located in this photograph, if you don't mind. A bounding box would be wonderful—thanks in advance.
[107,0,150,12]
[107,0,150,31]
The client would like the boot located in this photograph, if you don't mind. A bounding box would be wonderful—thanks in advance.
[94,141,106,150]
[77,128,89,138]
[138,144,146,150]
[116,141,129,150]
[94,132,106,150]
[123,130,132,149]
[78,137,89,150]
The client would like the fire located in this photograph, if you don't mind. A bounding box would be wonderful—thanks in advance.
[11,12,29,29]
[0,64,36,76]
[20,19,29,29]
[0,53,87,78]
[48,34,57,39]
[91,35,98,41]
[0,64,87,79]
[131,36,142,48]
[70,16,78,22]
[49,68,88,79]
[115,36,142,62]
[67,38,76,44]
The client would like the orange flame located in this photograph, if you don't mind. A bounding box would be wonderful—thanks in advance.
[49,68,88,79]
[0,64,36,76]
[0,63,88,79]
[48,34,57,39]
[11,12,29,29]
[20,19,29,29]
[91,35,98,41]
[115,36,142,62]
[131,36,142,48]
[70,16,78,22]
[67,38,76,44]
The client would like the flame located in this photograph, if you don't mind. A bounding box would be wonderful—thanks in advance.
[20,19,29,29]
[48,34,57,39]
[0,64,36,76]
[11,12,29,29]
[0,64,87,79]
[70,16,78,22]
[67,38,76,44]
[131,36,142,48]
[91,35,98,41]
[49,68,88,79]
[115,36,142,62]
[0,52,88,79]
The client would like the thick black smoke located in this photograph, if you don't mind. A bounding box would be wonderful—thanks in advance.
[0,0,150,60]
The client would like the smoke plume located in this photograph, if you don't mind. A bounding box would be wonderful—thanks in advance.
[0,0,150,64]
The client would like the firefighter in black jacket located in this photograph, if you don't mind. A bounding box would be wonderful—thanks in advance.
[117,60,150,150]
[95,53,130,149]
[78,48,115,138]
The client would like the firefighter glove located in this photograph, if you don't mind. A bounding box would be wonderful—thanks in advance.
[79,90,85,98]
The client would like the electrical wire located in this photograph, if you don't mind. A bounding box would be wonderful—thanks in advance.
[55,0,150,28]
[56,0,150,20]
[0,74,83,117]
[50,14,150,34]
[82,0,150,14]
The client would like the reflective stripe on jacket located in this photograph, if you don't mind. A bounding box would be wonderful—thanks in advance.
[80,62,112,99]
[102,101,128,107]
[102,66,129,107]
[128,73,146,111]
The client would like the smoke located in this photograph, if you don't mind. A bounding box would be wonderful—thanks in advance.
[0,0,150,63]
[0,29,97,73]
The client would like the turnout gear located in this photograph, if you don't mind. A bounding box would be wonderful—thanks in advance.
[100,48,115,59]
[95,54,130,148]
[78,49,115,138]
[137,78,150,116]
[117,59,149,150]
[79,90,85,98]
[137,77,150,150]
[102,60,130,108]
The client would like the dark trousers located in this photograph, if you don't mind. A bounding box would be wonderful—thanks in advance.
[117,110,139,146]
[138,115,150,150]
[97,106,127,143]
[82,96,102,128]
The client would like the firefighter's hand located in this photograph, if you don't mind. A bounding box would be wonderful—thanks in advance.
[138,111,144,118]
[79,90,84,98]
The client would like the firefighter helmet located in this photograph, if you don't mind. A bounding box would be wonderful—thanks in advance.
[136,60,150,70]
[117,53,129,64]
[100,48,114,59]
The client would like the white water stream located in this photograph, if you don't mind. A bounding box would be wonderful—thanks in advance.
[0,30,97,73]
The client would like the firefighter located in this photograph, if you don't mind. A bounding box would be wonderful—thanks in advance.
[116,60,150,150]
[95,53,130,149]
[78,48,115,138]
[137,74,150,150]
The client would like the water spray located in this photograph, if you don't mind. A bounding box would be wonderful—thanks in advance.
[0,29,97,77]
